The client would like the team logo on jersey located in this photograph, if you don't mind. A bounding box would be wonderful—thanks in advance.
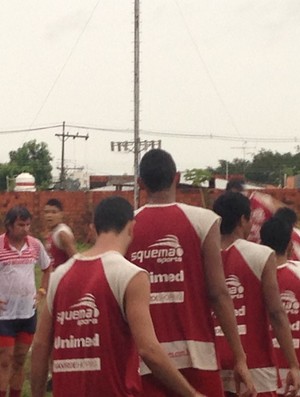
[57,293,100,326]
[226,275,244,299]
[131,234,184,264]
[280,290,299,314]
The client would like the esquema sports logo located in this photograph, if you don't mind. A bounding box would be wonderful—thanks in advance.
[131,234,184,264]
[57,293,100,326]
[281,290,300,314]
[226,275,244,299]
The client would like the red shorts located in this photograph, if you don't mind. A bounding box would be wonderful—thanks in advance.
[142,368,224,397]
[0,313,36,347]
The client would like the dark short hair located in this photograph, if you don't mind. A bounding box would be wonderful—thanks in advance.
[94,196,134,234]
[5,206,32,230]
[274,207,297,227]
[213,192,251,235]
[139,149,177,193]
[45,199,63,211]
[260,217,292,255]
[225,179,245,192]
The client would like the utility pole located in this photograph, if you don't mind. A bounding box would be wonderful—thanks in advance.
[231,141,255,161]
[113,2,159,204]
[55,121,89,189]
[133,0,140,209]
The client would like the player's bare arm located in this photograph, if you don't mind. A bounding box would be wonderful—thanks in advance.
[59,230,77,258]
[31,304,53,397]
[262,253,300,396]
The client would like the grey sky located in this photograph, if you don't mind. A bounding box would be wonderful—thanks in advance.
[1,1,300,177]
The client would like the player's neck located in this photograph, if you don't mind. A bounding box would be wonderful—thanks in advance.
[275,253,289,267]
[147,189,176,204]
[7,235,26,250]
[221,231,243,249]
[49,223,60,232]
[82,233,127,257]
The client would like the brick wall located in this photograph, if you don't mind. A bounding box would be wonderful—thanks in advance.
[0,188,299,243]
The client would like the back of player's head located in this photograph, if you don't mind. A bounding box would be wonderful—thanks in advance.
[4,206,32,230]
[94,196,134,234]
[45,198,63,211]
[213,192,251,235]
[139,149,177,193]
[273,207,297,227]
[260,217,292,255]
[225,178,245,192]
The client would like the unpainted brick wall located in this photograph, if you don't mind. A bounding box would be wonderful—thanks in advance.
[0,188,299,243]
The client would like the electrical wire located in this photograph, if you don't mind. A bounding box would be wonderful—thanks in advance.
[29,0,102,128]
[173,0,244,140]
[0,122,299,144]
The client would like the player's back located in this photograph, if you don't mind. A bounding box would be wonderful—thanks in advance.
[49,251,143,397]
[127,203,219,374]
[215,239,277,393]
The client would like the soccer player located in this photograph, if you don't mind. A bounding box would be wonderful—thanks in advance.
[213,192,300,396]
[0,206,51,397]
[261,216,300,396]
[31,196,206,397]
[126,149,255,397]
[44,198,77,268]
[274,207,300,261]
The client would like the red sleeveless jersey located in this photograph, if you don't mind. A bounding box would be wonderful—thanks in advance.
[215,239,277,393]
[47,251,145,397]
[127,203,220,373]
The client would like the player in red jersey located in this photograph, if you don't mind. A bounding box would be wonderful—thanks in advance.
[273,207,300,262]
[31,196,206,397]
[213,192,300,397]
[126,149,256,397]
[44,198,77,269]
[260,216,300,396]
[43,198,77,391]
[0,206,51,397]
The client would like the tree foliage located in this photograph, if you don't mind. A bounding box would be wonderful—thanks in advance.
[207,158,250,176]
[0,140,53,191]
[184,168,212,186]
[208,149,300,186]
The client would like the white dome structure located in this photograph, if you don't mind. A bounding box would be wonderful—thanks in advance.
[14,172,36,192]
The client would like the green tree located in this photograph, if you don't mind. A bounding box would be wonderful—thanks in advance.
[184,168,212,186]
[208,158,249,176]
[245,149,294,186]
[0,164,15,191]
[8,140,53,189]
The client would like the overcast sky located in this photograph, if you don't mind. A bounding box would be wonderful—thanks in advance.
[1,0,300,177]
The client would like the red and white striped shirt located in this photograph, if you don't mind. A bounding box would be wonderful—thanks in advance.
[0,233,51,320]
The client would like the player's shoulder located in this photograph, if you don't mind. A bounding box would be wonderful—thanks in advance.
[236,238,272,253]
[102,250,145,272]
[55,223,73,236]
[27,235,43,248]
[175,202,217,219]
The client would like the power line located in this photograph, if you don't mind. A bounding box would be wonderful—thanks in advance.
[173,0,244,140]
[29,0,102,128]
[0,121,299,144]
[0,124,62,134]
[66,124,131,133]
